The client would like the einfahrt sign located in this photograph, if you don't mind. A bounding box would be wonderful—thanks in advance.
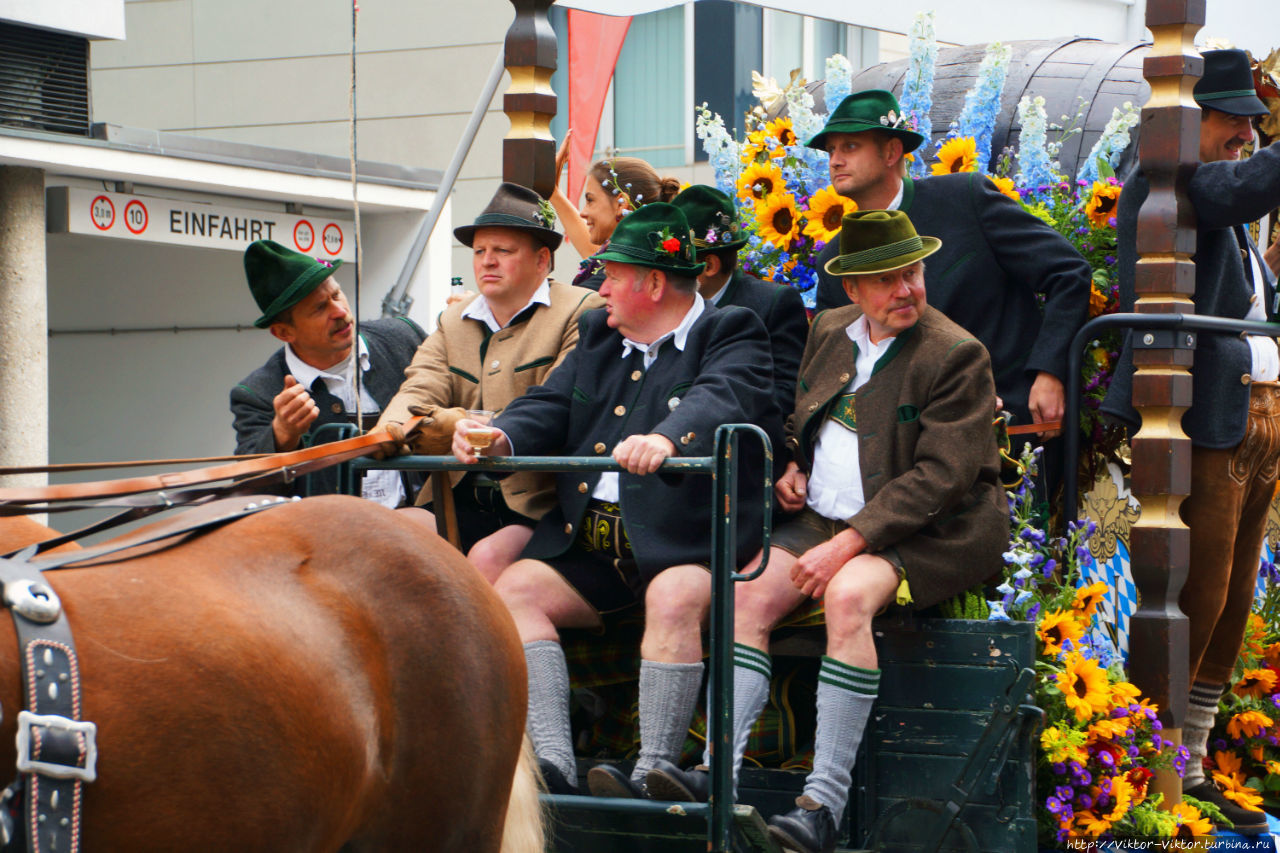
[46,187,355,261]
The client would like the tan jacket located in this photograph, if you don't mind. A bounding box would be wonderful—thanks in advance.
[378,280,603,519]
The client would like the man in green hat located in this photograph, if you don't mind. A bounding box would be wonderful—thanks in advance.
[810,88,1090,483]
[648,210,1008,853]
[450,202,779,799]
[230,239,425,506]
[671,184,807,420]
[1102,48,1280,834]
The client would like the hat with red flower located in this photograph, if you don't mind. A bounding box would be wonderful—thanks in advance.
[592,203,705,277]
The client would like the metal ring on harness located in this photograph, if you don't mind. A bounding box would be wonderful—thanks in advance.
[3,579,61,623]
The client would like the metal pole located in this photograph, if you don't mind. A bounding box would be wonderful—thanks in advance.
[379,51,506,318]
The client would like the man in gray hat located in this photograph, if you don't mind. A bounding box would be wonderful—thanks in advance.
[375,182,602,580]
[1103,48,1280,834]
[230,240,425,506]
[647,210,1008,853]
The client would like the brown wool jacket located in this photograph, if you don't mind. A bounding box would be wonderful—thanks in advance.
[787,304,1010,609]
[377,280,603,519]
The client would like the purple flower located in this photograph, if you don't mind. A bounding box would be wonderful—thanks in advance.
[1075,793,1094,810]
[1097,750,1116,770]
[1051,762,1067,776]
[1046,795,1066,814]
[1151,719,1163,731]
[1214,738,1228,751]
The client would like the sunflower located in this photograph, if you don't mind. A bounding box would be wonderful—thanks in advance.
[755,193,802,251]
[1087,716,1131,743]
[1070,811,1112,837]
[1102,775,1134,822]
[932,136,978,175]
[739,129,770,165]
[1169,802,1214,838]
[803,186,856,244]
[1214,749,1247,781]
[1088,284,1109,318]
[738,162,785,206]
[1227,709,1274,740]
[1057,652,1110,722]
[1234,667,1279,699]
[1084,182,1121,229]
[1072,581,1108,618]
[764,117,798,153]
[1107,679,1140,710]
[1213,771,1265,812]
[989,174,1020,202]
[1037,609,1085,657]
[1264,642,1280,668]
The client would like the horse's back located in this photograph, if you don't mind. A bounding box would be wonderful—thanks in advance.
[0,496,526,852]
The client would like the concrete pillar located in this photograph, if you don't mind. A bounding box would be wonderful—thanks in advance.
[0,166,47,490]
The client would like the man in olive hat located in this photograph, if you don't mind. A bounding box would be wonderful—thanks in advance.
[230,240,425,506]
[648,211,1008,853]
[672,184,807,420]
[450,202,777,799]
[374,182,602,580]
[1102,48,1280,834]
[810,89,1090,466]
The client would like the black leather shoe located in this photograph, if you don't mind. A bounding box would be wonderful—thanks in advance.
[587,764,649,799]
[767,795,837,853]
[646,760,710,802]
[1184,780,1269,835]
[537,757,578,795]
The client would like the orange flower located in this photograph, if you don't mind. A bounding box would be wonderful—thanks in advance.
[1102,775,1134,822]
[1084,182,1121,229]
[989,175,1020,202]
[764,117,797,154]
[1087,716,1131,743]
[1057,652,1110,722]
[737,162,785,207]
[1215,749,1247,782]
[1213,771,1265,812]
[932,136,977,175]
[1170,802,1213,838]
[1108,680,1140,710]
[1037,609,1085,657]
[1244,613,1268,656]
[1226,710,1274,740]
[1263,642,1280,669]
[1088,285,1109,318]
[1069,811,1112,837]
[802,185,855,244]
[1072,581,1108,618]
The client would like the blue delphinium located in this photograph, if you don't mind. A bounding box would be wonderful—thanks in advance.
[954,42,1010,173]
[1076,102,1140,186]
[899,11,937,179]
[823,53,852,118]
[1015,94,1057,202]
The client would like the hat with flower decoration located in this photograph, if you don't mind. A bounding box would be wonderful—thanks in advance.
[824,209,941,276]
[1194,49,1269,117]
[593,203,706,276]
[245,239,344,328]
[671,184,749,254]
[806,89,926,154]
[453,182,563,251]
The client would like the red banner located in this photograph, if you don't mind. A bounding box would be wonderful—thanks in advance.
[566,10,632,203]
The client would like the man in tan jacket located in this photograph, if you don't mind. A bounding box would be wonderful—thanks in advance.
[376,183,602,580]
[648,211,1008,853]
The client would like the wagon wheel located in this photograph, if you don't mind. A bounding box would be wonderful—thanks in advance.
[862,797,981,853]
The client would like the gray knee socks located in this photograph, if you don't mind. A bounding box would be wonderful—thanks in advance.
[633,659,705,783]
[524,640,576,784]
[804,656,880,824]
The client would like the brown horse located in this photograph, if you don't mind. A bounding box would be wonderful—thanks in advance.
[0,495,540,852]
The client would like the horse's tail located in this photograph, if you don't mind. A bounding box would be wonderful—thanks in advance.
[500,735,546,853]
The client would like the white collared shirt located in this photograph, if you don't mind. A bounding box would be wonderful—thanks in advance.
[594,294,706,501]
[284,337,405,509]
[806,315,896,521]
[886,180,905,211]
[460,279,552,332]
[1244,245,1280,381]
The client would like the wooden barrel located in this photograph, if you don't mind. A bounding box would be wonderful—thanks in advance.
[840,38,1150,180]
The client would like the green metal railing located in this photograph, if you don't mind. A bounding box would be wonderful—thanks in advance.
[350,423,773,853]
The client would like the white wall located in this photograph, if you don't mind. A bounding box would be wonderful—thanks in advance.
[0,0,125,39]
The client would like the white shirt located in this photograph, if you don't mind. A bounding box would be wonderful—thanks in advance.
[460,279,552,332]
[1244,243,1279,382]
[284,338,405,509]
[806,315,896,521]
[594,294,707,502]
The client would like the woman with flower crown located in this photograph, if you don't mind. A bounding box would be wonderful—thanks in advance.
[551,131,682,289]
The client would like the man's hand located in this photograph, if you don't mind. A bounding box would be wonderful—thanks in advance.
[367,422,407,461]
[272,375,319,451]
[554,130,572,188]
[451,418,511,465]
[1028,372,1065,439]
[775,461,808,513]
[790,527,866,599]
[613,434,676,475]
[1265,239,1280,277]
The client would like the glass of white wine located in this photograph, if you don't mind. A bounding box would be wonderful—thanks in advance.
[465,409,496,450]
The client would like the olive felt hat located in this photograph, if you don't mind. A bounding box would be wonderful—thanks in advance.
[671,184,749,254]
[593,203,706,277]
[805,89,926,154]
[1194,49,1268,117]
[453,182,563,251]
[245,239,344,328]
[824,209,941,276]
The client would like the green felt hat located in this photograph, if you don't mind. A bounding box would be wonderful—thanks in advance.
[824,210,941,276]
[1194,49,1268,117]
[453,182,563,251]
[245,239,343,328]
[806,89,926,154]
[593,203,705,277]
[671,184,749,254]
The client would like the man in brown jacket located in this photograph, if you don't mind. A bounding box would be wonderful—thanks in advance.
[376,183,603,580]
[647,210,1009,853]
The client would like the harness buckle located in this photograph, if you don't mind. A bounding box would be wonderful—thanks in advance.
[3,580,61,624]
[15,711,98,783]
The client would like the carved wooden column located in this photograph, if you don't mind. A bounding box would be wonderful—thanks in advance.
[504,0,558,197]
[1128,0,1203,805]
